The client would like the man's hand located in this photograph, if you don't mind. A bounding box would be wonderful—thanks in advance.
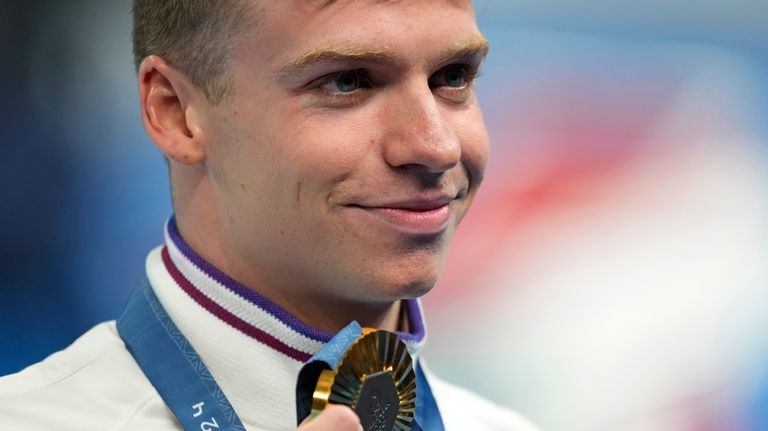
[298,405,362,431]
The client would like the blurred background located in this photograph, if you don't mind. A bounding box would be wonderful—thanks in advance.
[1,1,767,430]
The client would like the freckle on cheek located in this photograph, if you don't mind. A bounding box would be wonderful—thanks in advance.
[239,183,246,190]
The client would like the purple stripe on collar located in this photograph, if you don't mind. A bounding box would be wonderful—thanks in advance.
[401,298,426,344]
[162,247,312,362]
[167,217,334,342]
[166,217,425,344]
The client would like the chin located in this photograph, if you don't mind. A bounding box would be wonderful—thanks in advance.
[340,235,450,302]
[371,266,443,301]
[383,244,450,299]
[397,279,437,300]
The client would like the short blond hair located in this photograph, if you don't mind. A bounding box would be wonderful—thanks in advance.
[132,0,258,103]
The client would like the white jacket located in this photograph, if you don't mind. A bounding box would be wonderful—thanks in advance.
[0,223,539,431]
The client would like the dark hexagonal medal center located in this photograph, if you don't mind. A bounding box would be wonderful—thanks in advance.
[354,371,399,431]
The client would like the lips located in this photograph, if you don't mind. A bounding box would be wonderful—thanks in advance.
[351,195,454,235]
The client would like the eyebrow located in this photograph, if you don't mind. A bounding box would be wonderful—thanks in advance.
[439,36,490,66]
[278,35,490,78]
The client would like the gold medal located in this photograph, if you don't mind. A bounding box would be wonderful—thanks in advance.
[311,328,417,431]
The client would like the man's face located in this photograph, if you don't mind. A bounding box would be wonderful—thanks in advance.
[202,0,489,306]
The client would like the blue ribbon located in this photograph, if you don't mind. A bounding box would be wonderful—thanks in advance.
[117,281,246,431]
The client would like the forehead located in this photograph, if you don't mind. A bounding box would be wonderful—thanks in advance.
[236,0,482,71]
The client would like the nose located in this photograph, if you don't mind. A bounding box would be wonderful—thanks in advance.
[380,84,461,175]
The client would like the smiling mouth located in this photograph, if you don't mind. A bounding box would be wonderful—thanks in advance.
[350,196,454,235]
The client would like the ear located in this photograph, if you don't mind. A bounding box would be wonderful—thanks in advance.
[138,55,207,165]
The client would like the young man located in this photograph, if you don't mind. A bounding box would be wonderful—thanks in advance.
[0,1,539,430]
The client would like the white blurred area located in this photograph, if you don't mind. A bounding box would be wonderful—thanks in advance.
[423,4,768,430]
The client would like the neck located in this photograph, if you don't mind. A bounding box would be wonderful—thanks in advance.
[171,214,404,333]
[285,294,404,335]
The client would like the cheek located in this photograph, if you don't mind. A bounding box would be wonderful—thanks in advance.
[206,103,299,225]
[217,122,275,188]
[283,111,379,185]
[455,107,490,185]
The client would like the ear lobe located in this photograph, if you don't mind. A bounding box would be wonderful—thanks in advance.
[139,55,206,165]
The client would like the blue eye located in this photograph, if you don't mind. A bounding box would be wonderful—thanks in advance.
[430,65,477,91]
[310,69,373,108]
[333,71,360,93]
[319,70,373,94]
[443,67,468,88]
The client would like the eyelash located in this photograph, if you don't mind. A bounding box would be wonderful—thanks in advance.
[309,64,481,107]
[430,64,480,99]
[312,69,373,107]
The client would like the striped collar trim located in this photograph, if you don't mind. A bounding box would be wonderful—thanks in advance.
[163,217,427,362]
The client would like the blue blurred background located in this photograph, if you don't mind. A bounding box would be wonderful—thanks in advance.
[2,1,768,430]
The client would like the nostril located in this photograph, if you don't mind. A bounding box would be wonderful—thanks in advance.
[393,165,446,189]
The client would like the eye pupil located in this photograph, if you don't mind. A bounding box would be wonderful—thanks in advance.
[445,68,467,88]
[335,72,359,92]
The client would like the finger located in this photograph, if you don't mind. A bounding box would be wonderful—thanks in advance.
[298,405,362,431]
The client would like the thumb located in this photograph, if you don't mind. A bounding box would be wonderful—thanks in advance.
[298,405,362,431]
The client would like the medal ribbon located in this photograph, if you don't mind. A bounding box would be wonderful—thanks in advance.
[117,281,443,431]
[117,281,247,431]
